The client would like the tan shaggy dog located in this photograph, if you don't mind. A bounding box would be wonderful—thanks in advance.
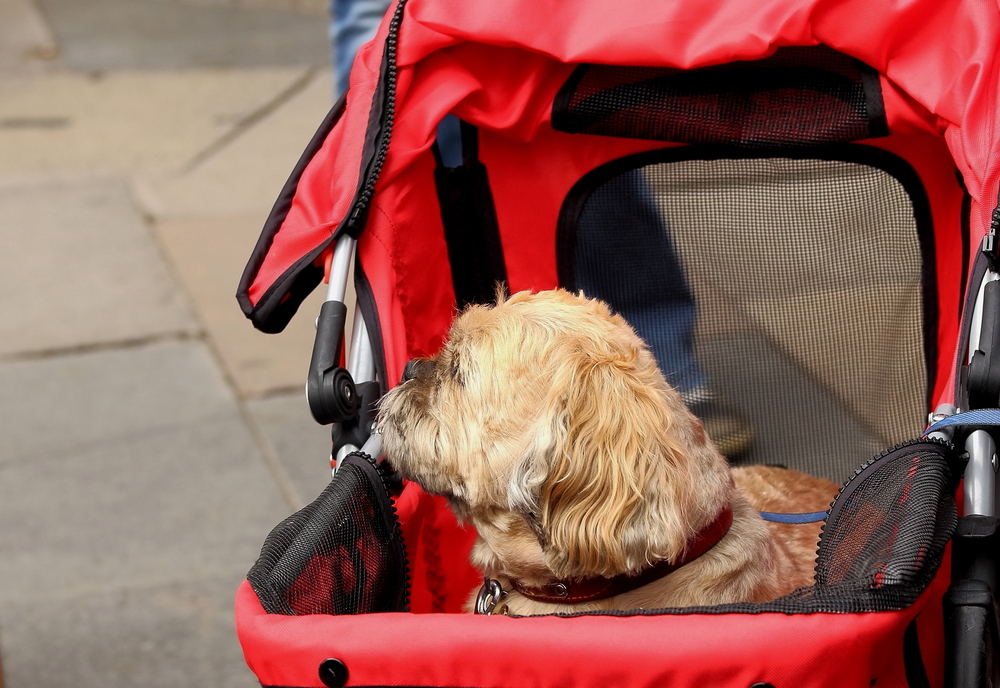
[378,289,839,615]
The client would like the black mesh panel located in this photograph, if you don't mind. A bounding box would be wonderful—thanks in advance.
[247,453,409,615]
[552,46,887,148]
[560,147,934,483]
[817,442,954,591]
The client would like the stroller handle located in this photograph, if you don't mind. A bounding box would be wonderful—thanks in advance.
[310,235,382,470]
[326,234,355,304]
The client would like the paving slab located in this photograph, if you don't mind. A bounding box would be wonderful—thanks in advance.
[0,0,59,75]
[152,213,332,397]
[36,0,330,71]
[246,391,333,503]
[133,67,344,400]
[0,341,290,593]
[0,177,197,358]
[0,335,226,462]
[134,66,333,218]
[0,577,257,688]
[0,340,290,686]
[0,68,311,180]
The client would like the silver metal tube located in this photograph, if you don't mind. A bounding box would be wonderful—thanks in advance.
[964,430,997,517]
[332,309,377,473]
[326,234,358,474]
[334,444,358,470]
[326,234,356,304]
[333,432,383,473]
[347,308,375,383]
[361,432,382,459]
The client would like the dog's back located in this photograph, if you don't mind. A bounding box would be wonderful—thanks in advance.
[732,465,840,591]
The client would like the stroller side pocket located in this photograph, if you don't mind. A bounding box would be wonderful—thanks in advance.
[247,452,410,616]
[816,439,958,596]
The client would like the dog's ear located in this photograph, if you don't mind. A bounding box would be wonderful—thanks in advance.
[517,343,716,579]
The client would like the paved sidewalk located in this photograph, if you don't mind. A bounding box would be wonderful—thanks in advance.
[0,0,340,685]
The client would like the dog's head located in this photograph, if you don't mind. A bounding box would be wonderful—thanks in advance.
[378,289,732,580]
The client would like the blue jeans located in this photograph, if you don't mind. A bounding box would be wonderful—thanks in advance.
[330,0,391,98]
[574,168,707,400]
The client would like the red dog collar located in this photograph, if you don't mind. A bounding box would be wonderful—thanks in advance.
[508,504,733,604]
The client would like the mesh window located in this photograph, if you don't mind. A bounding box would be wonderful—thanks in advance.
[559,147,935,483]
[247,453,409,615]
[552,45,888,148]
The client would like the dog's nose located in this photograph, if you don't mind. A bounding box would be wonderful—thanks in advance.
[401,358,427,383]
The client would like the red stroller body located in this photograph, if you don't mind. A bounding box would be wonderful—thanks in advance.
[235,0,1000,685]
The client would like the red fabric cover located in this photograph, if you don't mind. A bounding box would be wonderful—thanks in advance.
[365,477,479,615]
[237,477,954,686]
[243,0,998,291]
[242,0,987,396]
[235,559,950,688]
[366,130,968,395]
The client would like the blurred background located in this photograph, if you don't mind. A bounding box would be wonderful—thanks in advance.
[0,0,344,684]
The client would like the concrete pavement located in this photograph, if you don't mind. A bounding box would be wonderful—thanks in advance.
[0,0,341,684]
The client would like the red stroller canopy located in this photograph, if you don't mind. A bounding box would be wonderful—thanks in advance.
[240,0,1000,338]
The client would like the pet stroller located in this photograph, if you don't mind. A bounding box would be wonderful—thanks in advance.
[234,0,1000,684]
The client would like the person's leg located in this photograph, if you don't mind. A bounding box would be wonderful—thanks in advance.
[330,0,392,98]
[575,169,706,398]
[574,169,751,457]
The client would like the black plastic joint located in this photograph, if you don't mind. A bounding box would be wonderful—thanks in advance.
[331,380,380,456]
[945,579,993,608]
[307,301,361,425]
[956,514,999,538]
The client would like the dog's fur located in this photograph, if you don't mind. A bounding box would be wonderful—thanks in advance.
[378,289,839,615]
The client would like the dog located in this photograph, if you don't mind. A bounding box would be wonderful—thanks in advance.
[378,289,839,615]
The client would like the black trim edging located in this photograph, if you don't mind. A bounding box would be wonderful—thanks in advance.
[241,0,407,333]
[237,90,347,323]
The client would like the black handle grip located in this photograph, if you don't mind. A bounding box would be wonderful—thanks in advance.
[307,300,360,425]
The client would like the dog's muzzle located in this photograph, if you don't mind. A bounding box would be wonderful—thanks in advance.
[401,358,434,383]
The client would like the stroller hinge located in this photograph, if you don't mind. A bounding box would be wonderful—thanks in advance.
[306,300,361,426]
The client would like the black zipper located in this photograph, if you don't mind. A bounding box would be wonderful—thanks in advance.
[817,436,955,555]
[353,451,412,611]
[347,0,408,231]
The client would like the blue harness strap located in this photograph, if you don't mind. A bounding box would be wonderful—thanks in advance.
[923,409,1000,435]
[754,414,997,526]
[758,511,828,524]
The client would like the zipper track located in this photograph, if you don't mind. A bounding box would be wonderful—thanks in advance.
[816,436,954,556]
[348,0,408,229]
[354,451,412,611]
